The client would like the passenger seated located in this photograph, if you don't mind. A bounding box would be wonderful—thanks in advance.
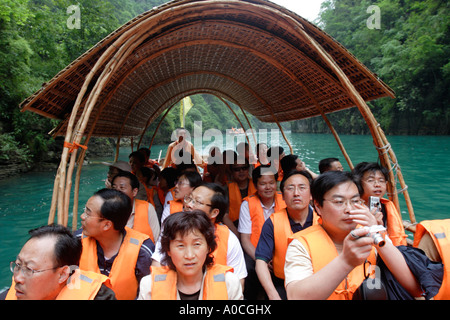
[2,224,115,300]
[280,154,318,179]
[413,219,450,299]
[267,146,285,182]
[238,165,286,299]
[160,171,202,224]
[77,188,154,300]
[318,157,344,173]
[285,171,422,300]
[255,170,318,300]
[136,167,162,216]
[138,211,243,300]
[185,183,247,288]
[352,162,407,246]
[162,127,203,169]
[224,157,256,235]
[112,171,160,242]
[254,142,269,168]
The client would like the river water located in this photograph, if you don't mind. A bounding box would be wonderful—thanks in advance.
[0,132,449,289]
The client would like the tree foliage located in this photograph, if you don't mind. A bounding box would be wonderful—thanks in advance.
[0,0,166,166]
[294,0,449,135]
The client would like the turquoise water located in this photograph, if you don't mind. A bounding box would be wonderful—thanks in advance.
[1,133,449,289]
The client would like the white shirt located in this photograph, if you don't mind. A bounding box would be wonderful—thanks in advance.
[237,198,276,234]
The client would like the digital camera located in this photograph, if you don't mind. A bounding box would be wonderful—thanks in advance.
[369,196,380,212]
[364,225,387,247]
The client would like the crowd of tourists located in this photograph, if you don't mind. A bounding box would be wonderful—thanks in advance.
[2,129,448,300]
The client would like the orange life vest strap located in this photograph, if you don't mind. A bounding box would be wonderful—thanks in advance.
[150,264,232,300]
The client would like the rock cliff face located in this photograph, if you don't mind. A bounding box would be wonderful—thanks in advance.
[0,137,116,179]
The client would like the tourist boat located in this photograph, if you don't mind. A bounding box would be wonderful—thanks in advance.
[226,127,245,135]
[18,0,440,245]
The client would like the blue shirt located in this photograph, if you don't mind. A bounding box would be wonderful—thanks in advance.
[255,205,314,263]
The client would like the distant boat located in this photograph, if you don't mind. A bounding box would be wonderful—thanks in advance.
[226,127,245,135]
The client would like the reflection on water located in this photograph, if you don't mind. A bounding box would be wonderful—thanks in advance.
[0,134,449,290]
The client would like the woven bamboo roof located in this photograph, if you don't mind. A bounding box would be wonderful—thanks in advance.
[20,0,395,138]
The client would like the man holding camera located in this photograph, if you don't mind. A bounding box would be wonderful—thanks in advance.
[284,171,422,300]
[352,162,407,246]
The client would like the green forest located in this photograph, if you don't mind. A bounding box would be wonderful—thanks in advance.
[0,0,448,171]
[294,0,449,135]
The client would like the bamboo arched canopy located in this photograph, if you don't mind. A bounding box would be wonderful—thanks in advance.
[18,0,414,230]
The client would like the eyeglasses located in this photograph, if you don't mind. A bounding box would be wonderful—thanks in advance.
[232,166,249,172]
[10,261,60,277]
[284,185,310,193]
[323,198,364,209]
[184,195,212,207]
[175,180,190,186]
[362,178,387,185]
[82,207,105,220]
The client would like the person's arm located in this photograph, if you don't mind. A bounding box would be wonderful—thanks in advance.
[240,233,256,260]
[377,240,423,297]
[286,228,373,300]
[255,259,281,300]
[222,213,239,237]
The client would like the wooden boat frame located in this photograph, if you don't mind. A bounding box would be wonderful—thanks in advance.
[18,0,416,236]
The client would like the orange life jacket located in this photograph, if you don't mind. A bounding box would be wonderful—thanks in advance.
[413,219,450,300]
[227,180,256,222]
[288,224,376,300]
[5,269,110,300]
[169,199,184,214]
[246,192,286,247]
[270,208,319,279]
[380,198,407,246]
[213,223,230,266]
[133,199,155,242]
[150,264,233,300]
[143,185,156,207]
[79,227,149,300]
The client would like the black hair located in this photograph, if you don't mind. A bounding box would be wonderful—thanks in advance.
[28,224,82,268]
[352,162,389,182]
[160,210,217,271]
[93,188,132,232]
[267,146,284,158]
[179,170,202,188]
[280,154,299,175]
[138,147,151,158]
[160,167,178,189]
[252,164,278,186]
[280,169,313,193]
[112,170,140,190]
[129,151,146,164]
[311,171,362,207]
[318,157,340,174]
[199,182,229,223]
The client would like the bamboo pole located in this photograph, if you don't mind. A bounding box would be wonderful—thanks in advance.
[294,23,412,223]
[317,106,354,170]
[377,126,415,223]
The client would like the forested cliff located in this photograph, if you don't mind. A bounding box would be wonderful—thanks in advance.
[0,0,448,174]
[293,0,449,135]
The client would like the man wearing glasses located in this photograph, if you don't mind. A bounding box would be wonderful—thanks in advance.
[352,162,407,246]
[224,160,256,235]
[255,170,318,300]
[2,224,115,300]
[183,183,247,289]
[284,171,422,300]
